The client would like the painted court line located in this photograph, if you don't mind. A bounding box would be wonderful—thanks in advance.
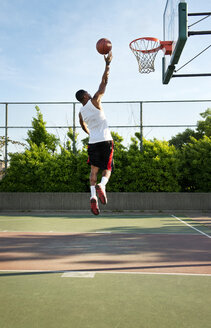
[97,271,211,277]
[171,215,211,239]
[0,270,211,277]
[61,272,95,278]
[0,230,199,235]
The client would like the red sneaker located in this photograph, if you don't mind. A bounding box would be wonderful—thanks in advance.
[90,197,100,215]
[96,184,107,205]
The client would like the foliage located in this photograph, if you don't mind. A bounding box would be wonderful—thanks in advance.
[26,106,59,153]
[0,144,90,192]
[108,137,180,192]
[64,127,79,153]
[169,128,198,149]
[169,108,211,149]
[177,136,211,192]
[0,106,210,192]
[0,136,25,161]
[197,108,211,138]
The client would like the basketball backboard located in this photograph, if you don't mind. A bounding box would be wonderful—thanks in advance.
[162,0,188,84]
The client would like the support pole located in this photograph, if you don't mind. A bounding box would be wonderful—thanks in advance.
[73,103,76,154]
[173,73,211,78]
[188,12,211,17]
[4,104,8,172]
[188,31,211,36]
[140,102,143,152]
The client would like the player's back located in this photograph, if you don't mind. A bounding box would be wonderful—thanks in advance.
[80,100,112,144]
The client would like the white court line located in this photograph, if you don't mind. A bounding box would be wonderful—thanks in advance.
[171,215,211,239]
[96,271,211,277]
[62,272,95,278]
[0,230,199,235]
[0,269,210,277]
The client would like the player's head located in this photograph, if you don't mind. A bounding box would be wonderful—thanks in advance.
[75,90,91,103]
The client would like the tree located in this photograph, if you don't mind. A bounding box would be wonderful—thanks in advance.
[63,127,79,153]
[169,128,198,149]
[26,106,59,153]
[111,131,126,151]
[108,136,181,192]
[0,136,25,160]
[169,108,211,149]
[1,106,211,192]
[197,108,211,138]
[178,136,211,191]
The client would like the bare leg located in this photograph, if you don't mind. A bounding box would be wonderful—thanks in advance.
[90,165,100,215]
[102,169,111,180]
[90,165,99,186]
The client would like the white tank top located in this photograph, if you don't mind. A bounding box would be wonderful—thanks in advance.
[80,100,112,144]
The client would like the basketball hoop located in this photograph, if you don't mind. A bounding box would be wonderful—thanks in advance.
[129,37,173,74]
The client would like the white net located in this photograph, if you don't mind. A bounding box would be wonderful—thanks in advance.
[130,38,161,73]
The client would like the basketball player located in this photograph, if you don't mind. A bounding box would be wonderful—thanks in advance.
[75,51,113,215]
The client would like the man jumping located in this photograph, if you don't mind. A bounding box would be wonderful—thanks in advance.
[75,51,113,215]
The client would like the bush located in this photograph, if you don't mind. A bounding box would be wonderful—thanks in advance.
[0,106,210,193]
[108,138,180,192]
[0,143,90,192]
[178,136,211,192]
[0,138,181,192]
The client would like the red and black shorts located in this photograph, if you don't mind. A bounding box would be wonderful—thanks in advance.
[87,140,114,171]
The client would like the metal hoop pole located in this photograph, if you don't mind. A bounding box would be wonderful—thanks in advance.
[5,104,8,172]
[140,102,143,152]
[73,103,76,154]
[188,30,211,36]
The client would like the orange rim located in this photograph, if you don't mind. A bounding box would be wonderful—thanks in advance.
[129,37,161,54]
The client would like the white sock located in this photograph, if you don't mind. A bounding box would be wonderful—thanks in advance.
[90,186,96,198]
[100,176,108,187]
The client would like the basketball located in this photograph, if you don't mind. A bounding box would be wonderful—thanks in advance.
[96,38,112,55]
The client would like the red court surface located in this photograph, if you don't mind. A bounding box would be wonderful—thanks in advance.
[0,231,211,275]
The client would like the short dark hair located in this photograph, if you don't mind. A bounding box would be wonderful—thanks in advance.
[75,89,86,102]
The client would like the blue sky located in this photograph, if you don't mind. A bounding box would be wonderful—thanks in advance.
[0,0,211,151]
[0,0,210,102]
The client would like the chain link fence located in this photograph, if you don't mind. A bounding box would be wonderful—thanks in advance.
[0,99,211,172]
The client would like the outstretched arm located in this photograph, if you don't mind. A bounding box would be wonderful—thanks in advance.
[79,112,89,135]
[92,51,113,107]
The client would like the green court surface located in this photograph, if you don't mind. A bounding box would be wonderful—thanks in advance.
[0,214,211,235]
[0,272,211,328]
[0,213,210,328]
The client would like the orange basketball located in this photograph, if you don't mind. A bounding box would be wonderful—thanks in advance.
[96,38,112,55]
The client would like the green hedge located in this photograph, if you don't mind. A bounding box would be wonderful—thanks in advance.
[108,139,181,192]
[2,105,210,192]
[0,144,90,192]
[0,136,210,193]
[177,136,211,192]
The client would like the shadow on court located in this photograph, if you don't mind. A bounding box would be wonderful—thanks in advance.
[0,230,211,274]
